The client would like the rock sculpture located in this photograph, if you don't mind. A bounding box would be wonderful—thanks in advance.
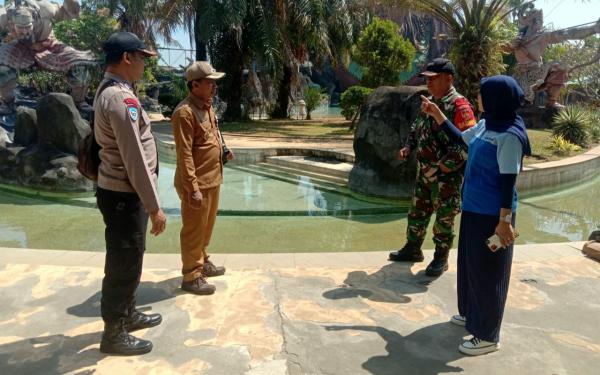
[510,4,600,107]
[0,0,96,115]
[0,93,93,191]
[349,85,427,198]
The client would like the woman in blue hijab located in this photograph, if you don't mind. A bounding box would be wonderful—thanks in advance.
[421,75,531,356]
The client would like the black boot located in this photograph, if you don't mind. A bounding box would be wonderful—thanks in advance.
[389,242,424,262]
[100,320,153,356]
[124,309,162,332]
[425,247,449,277]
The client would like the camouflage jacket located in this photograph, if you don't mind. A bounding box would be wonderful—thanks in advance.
[405,87,476,175]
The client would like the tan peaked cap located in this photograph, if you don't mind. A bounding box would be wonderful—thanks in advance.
[185,61,225,81]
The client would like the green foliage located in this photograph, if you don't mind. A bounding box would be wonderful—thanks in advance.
[552,106,592,147]
[549,135,582,156]
[303,87,327,120]
[449,19,516,104]
[53,10,117,56]
[587,110,600,143]
[389,0,518,103]
[17,71,68,95]
[157,72,187,118]
[340,85,374,121]
[137,57,160,95]
[352,17,415,88]
[553,36,600,103]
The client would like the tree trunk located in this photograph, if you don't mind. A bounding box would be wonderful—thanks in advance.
[196,41,208,61]
[271,65,292,119]
[194,10,208,61]
[210,31,245,121]
[348,107,361,130]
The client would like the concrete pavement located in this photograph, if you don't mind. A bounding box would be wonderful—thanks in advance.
[1,242,599,374]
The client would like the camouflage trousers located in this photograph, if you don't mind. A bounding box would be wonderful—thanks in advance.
[406,170,463,251]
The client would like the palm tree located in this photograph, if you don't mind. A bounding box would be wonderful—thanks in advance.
[86,0,174,48]
[270,0,370,118]
[380,0,525,102]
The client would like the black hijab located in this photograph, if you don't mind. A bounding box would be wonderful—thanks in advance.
[480,75,532,156]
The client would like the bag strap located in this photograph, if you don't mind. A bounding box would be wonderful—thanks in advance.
[91,79,118,127]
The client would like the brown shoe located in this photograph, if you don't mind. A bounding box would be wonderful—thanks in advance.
[203,256,226,277]
[181,276,216,295]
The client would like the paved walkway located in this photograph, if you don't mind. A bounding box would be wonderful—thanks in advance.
[1,243,599,374]
[151,121,355,155]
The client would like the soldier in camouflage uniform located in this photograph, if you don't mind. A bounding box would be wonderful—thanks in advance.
[389,58,476,277]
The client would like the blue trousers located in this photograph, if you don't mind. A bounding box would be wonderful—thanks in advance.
[457,211,514,343]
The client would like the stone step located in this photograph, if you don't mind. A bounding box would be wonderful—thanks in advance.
[230,163,408,210]
[230,164,349,195]
[254,162,348,186]
[265,155,352,179]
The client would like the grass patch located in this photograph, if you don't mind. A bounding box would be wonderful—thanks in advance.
[525,129,595,165]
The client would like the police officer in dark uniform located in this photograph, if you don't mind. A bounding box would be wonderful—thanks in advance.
[94,32,167,355]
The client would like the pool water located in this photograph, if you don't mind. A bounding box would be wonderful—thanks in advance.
[0,164,598,253]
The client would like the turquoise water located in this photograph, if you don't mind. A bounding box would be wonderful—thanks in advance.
[0,164,598,253]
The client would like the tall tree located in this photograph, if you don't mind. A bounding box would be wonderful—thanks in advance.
[352,17,416,87]
[86,0,172,47]
[381,0,521,102]
[270,0,370,118]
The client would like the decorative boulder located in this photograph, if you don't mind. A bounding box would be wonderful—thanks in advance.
[0,93,94,192]
[0,145,21,181]
[14,106,38,146]
[36,93,90,154]
[348,85,428,198]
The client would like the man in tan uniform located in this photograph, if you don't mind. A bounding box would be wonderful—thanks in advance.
[94,32,166,355]
[172,61,232,295]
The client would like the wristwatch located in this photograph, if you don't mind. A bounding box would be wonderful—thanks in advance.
[501,213,512,223]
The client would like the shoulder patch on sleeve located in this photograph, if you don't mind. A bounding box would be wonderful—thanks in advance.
[453,97,476,130]
[124,97,140,122]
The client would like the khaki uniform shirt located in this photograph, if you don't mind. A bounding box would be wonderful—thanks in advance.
[171,95,223,193]
[93,72,160,213]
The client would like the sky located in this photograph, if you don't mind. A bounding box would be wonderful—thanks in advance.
[1,0,598,66]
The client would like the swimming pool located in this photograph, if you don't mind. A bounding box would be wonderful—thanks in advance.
[0,163,598,253]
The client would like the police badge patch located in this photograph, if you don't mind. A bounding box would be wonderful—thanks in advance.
[128,106,139,121]
[123,98,140,123]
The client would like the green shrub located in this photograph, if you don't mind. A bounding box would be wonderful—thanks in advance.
[352,17,416,88]
[17,70,68,95]
[549,135,582,156]
[340,86,373,127]
[552,106,592,147]
[157,72,188,117]
[588,110,600,143]
[303,87,326,120]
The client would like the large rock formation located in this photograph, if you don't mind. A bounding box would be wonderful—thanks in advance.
[0,93,93,191]
[36,94,90,155]
[349,86,428,198]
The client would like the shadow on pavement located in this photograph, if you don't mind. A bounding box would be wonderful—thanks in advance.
[0,332,105,375]
[325,323,464,375]
[322,263,433,304]
[66,277,182,318]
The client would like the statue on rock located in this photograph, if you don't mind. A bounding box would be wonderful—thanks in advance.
[509,4,600,108]
[0,0,96,114]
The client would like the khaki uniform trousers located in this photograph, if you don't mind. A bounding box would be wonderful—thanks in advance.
[178,185,220,281]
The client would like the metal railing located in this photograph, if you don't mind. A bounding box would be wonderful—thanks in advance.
[156,47,196,68]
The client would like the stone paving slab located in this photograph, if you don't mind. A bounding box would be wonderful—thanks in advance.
[1,243,599,374]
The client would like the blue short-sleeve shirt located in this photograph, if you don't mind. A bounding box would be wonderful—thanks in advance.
[461,120,523,215]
